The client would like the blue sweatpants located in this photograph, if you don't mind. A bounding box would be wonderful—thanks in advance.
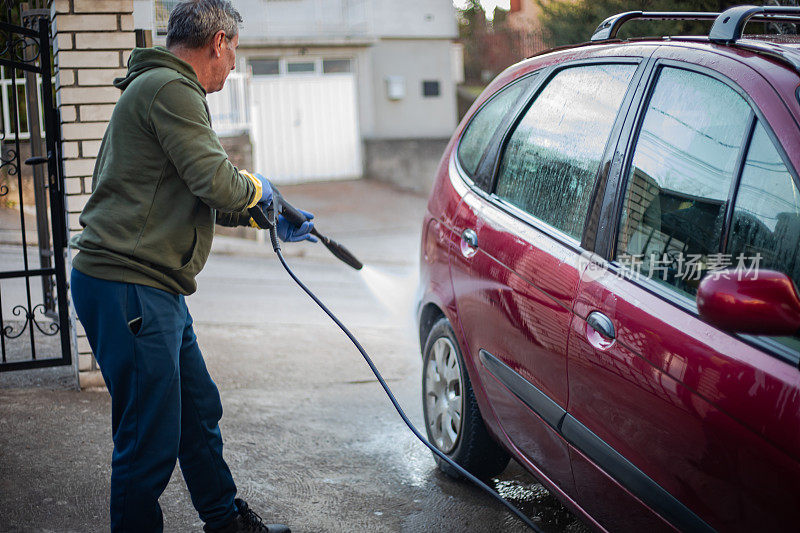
[71,268,238,532]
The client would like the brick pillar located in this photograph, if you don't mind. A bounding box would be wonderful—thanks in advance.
[50,0,135,388]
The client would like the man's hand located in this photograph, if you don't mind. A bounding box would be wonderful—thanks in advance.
[254,173,272,206]
[277,209,317,243]
[242,171,273,208]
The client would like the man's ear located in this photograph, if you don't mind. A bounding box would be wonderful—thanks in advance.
[211,30,226,58]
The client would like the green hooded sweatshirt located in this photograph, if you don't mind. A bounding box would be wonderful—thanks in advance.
[71,47,257,295]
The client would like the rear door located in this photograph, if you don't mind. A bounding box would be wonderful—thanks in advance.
[567,56,800,532]
[449,60,642,497]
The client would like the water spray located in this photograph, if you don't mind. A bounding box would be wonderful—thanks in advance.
[248,193,541,532]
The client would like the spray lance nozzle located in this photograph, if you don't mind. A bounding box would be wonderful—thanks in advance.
[248,187,364,271]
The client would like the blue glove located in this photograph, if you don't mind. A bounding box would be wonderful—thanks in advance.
[277,209,318,243]
[255,173,272,205]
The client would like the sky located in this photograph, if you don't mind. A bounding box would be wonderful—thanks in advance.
[452,0,512,20]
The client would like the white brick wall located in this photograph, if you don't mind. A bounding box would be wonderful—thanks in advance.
[53,14,118,32]
[57,50,122,68]
[76,68,127,86]
[58,86,120,105]
[74,0,130,13]
[51,0,135,383]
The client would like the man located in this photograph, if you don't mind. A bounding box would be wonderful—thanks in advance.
[70,1,310,531]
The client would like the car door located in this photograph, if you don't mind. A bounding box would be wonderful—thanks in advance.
[449,60,641,497]
[567,59,800,532]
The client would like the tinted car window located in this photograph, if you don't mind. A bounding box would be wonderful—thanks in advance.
[616,67,751,296]
[728,122,800,351]
[457,78,531,177]
[495,64,636,240]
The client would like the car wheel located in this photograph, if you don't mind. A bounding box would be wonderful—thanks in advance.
[422,317,510,480]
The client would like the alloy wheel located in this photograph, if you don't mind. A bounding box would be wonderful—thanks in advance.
[424,336,464,453]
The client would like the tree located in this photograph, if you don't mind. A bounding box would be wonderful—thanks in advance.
[456,1,549,83]
[535,0,796,47]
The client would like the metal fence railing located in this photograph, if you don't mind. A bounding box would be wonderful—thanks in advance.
[207,71,250,137]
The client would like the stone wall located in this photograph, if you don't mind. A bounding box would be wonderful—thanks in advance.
[216,134,256,240]
[219,133,253,173]
[363,138,449,195]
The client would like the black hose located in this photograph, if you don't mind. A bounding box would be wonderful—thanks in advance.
[269,226,542,532]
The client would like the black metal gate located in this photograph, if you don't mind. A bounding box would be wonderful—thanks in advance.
[0,11,71,371]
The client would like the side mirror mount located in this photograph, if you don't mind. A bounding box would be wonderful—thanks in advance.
[697,269,800,336]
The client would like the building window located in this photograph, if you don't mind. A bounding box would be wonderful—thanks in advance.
[287,61,316,74]
[0,66,46,141]
[154,0,180,36]
[250,59,280,76]
[323,59,352,74]
[422,80,440,97]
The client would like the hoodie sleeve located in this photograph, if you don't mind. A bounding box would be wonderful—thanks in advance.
[216,207,254,227]
[147,78,256,212]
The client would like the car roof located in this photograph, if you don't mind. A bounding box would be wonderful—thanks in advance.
[480,29,800,108]
[489,36,799,93]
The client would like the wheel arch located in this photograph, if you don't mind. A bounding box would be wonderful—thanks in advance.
[418,302,446,354]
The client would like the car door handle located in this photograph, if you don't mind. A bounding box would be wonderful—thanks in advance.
[587,311,615,340]
[461,228,478,248]
[460,228,478,258]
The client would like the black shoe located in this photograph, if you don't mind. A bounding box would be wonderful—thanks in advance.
[203,498,290,533]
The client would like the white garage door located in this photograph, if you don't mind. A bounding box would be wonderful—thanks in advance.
[250,68,362,184]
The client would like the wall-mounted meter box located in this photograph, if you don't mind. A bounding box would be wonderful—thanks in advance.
[385,75,405,101]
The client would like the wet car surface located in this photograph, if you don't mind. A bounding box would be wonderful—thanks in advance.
[417,7,800,532]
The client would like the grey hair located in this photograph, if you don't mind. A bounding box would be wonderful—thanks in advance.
[166,0,243,49]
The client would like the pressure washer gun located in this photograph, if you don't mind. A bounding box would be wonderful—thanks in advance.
[248,186,363,271]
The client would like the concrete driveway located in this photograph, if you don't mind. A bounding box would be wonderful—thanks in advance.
[0,180,587,532]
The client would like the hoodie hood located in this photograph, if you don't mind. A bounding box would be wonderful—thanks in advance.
[114,46,204,94]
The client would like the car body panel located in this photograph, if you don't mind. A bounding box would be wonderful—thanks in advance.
[567,445,676,533]
[569,270,800,531]
[449,187,579,494]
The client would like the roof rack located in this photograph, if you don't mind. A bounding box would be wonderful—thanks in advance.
[709,6,800,44]
[591,12,718,41]
[591,6,800,43]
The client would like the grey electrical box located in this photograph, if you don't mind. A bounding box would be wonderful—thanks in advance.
[385,75,405,101]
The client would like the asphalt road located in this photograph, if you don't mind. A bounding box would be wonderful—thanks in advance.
[0,181,588,532]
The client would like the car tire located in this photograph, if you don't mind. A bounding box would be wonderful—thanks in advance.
[422,317,510,480]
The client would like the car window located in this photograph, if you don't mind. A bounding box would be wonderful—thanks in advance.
[727,122,800,351]
[457,77,532,178]
[615,67,751,297]
[495,63,636,241]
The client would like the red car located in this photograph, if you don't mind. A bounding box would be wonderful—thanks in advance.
[417,6,800,532]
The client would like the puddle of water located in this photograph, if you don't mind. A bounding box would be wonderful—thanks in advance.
[492,477,589,531]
